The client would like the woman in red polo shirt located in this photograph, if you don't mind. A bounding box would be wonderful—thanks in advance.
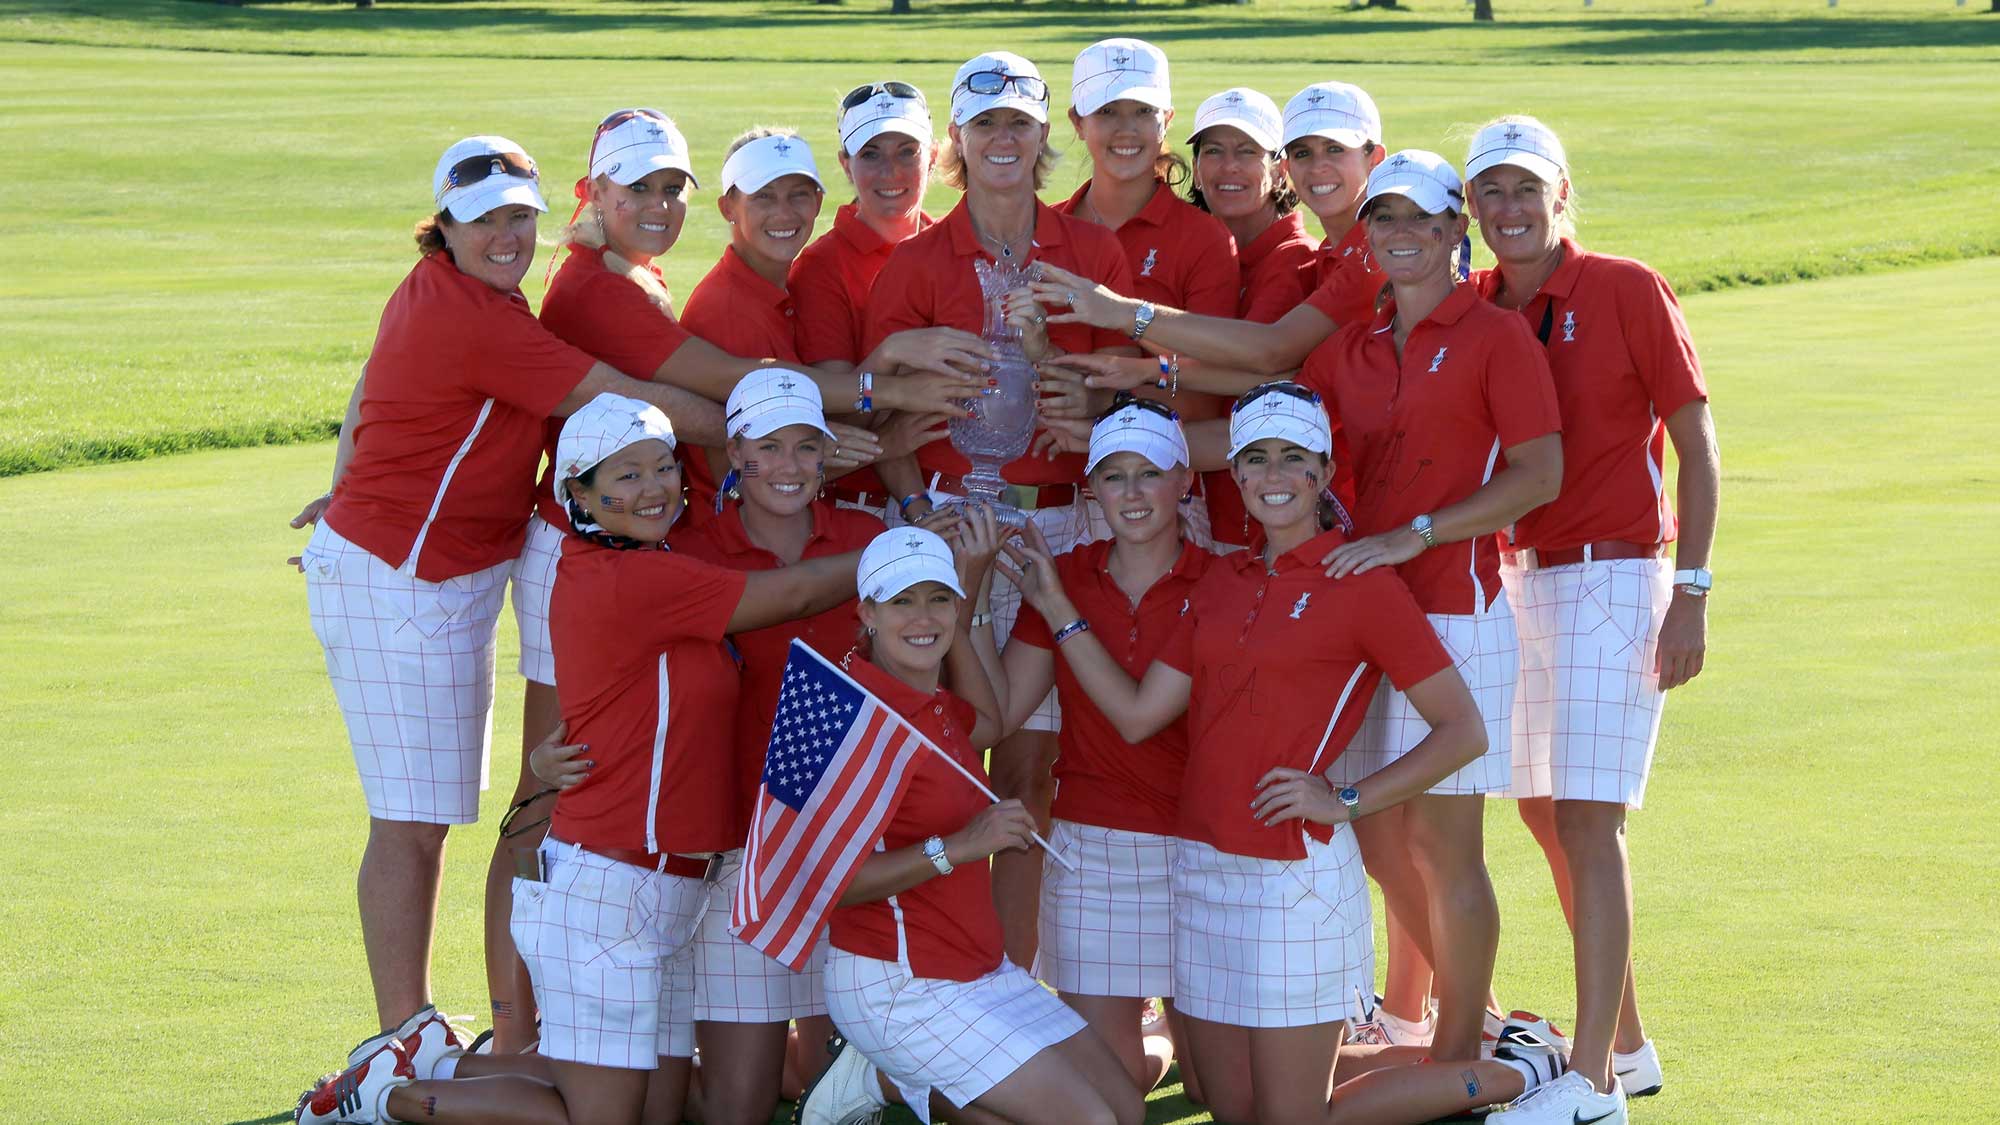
[672,369,889,1125]
[989,385,1568,1125]
[795,523,1143,1125]
[981,399,1211,1096]
[1298,150,1563,1068]
[1282,81,1389,333]
[1183,87,1313,326]
[290,134,735,1065]
[1464,116,1718,1125]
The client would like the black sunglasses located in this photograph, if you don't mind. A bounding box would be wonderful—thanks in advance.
[441,150,539,196]
[1104,393,1181,424]
[1233,380,1321,414]
[957,70,1050,103]
[842,81,927,112]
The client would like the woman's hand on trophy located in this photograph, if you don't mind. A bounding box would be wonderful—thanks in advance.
[878,370,990,418]
[880,326,995,379]
[875,409,955,459]
[1029,415,1092,460]
[1002,287,1053,361]
[1029,263,1135,332]
[949,501,1012,591]
[1035,364,1110,421]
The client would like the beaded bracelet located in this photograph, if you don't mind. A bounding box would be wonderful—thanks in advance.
[1053,618,1092,646]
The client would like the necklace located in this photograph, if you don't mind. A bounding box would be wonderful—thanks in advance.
[969,208,1033,261]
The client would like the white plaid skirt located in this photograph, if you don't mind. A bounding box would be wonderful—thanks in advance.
[1329,590,1519,796]
[302,521,507,824]
[1171,831,1373,1029]
[1038,819,1176,998]
[824,951,1085,1123]
[507,513,563,687]
[694,850,827,1022]
[1502,556,1672,807]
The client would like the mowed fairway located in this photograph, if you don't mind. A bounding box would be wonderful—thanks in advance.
[3,1,1998,1121]
[2,260,1994,1122]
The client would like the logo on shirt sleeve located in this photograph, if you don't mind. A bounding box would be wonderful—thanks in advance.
[1139,248,1159,278]
[1427,346,1449,373]
[1561,310,1577,342]
[1289,592,1312,619]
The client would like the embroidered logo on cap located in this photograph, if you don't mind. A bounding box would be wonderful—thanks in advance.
[773,139,793,155]
[1308,89,1328,106]
[1503,125,1523,142]
[1111,49,1132,66]
[1224,91,1244,105]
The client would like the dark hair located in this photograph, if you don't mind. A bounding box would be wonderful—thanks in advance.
[414,210,450,256]
[1156,150,1192,192]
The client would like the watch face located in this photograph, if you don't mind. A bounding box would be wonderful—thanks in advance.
[1338,786,1360,806]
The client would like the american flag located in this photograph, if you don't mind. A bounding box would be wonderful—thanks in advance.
[730,640,929,970]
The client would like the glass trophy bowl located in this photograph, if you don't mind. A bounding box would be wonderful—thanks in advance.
[942,258,1041,526]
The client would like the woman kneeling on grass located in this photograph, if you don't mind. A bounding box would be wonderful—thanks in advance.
[979,384,1569,1125]
[297,394,868,1125]
[795,521,1144,1125]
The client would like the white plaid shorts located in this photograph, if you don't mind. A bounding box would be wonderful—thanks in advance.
[302,521,507,824]
[1038,819,1176,998]
[508,513,563,686]
[1501,556,1672,807]
[824,950,1085,1123]
[1171,831,1373,1029]
[510,838,704,1068]
[694,850,828,1022]
[1329,590,1519,796]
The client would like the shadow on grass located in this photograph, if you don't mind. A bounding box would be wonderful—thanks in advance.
[4,0,1993,61]
[222,1114,292,1125]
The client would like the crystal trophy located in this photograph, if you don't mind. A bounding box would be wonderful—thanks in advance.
[942,258,1042,526]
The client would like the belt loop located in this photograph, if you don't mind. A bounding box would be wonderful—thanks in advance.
[654,854,669,875]
[1580,543,1594,564]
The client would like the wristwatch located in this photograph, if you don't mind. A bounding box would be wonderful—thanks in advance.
[1409,514,1437,550]
[1673,567,1713,597]
[1131,301,1157,341]
[922,835,954,876]
[1337,786,1362,821]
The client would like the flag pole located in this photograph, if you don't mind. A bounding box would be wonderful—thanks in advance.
[912,736,1078,873]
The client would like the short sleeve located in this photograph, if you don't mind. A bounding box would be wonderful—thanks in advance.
[682,277,796,363]
[791,243,863,365]
[862,241,934,356]
[1353,574,1452,690]
[1482,313,1563,449]
[1157,610,1197,676]
[1240,255,1314,324]
[1304,268,1381,329]
[467,297,595,417]
[618,550,749,649]
[542,269,692,384]
[1620,265,1708,420]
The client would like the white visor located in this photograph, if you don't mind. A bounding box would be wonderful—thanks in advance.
[1464,119,1568,186]
[840,88,932,155]
[1282,82,1382,149]
[553,393,677,509]
[857,527,966,602]
[1358,148,1463,219]
[1086,402,1189,475]
[590,110,699,188]
[1227,385,1333,460]
[433,135,548,223]
[1070,38,1171,116]
[720,134,823,195]
[951,50,1050,126]
[1186,87,1282,152]
[725,368,837,441]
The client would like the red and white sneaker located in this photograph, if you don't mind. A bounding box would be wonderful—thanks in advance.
[1483,1009,1570,1057]
[295,1038,414,1125]
[400,1008,467,1081]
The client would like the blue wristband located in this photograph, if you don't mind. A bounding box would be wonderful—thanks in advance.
[1053,619,1091,646]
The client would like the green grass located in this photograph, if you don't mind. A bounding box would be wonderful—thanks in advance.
[2,259,1995,1122]
[3,0,1999,474]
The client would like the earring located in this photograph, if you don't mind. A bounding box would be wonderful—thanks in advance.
[866,626,876,636]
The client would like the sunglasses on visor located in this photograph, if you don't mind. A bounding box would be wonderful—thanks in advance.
[957,71,1050,103]
[440,150,539,198]
[843,81,927,112]
[1104,393,1181,424]
[1233,380,1321,414]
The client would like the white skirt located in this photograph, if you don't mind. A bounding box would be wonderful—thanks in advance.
[1038,819,1176,998]
[1171,831,1373,1029]
[694,850,827,1022]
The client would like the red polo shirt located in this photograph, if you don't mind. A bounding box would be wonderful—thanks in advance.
[828,658,1006,982]
[1303,220,1385,329]
[1235,211,1320,324]
[680,246,803,515]
[536,244,696,530]
[325,252,594,580]
[548,537,749,855]
[677,500,885,838]
[1056,179,1239,318]
[791,203,934,367]
[1010,538,1215,836]
[1472,239,1707,552]
[1161,529,1450,861]
[1300,286,1561,615]
[863,198,1135,486]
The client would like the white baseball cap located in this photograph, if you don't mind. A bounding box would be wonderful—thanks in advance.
[951,51,1050,126]
[1358,149,1464,219]
[720,133,823,195]
[553,393,677,510]
[1086,400,1189,475]
[857,527,966,602]
[839,82,933,155]
[433,135,548,223]
[1282,82,1382,149]
[1227,383,1334,460]
[1186,87,1283,153]
[1070,38,1171,116]
[725,368,838,441]
[1464,118,1568,186]
[589,108,699,188]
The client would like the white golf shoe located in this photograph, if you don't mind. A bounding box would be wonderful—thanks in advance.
[1613,1039,1663,1097]
[795,1036,886,1125]
[1487,1070,1627,1125]
[295,1037,414,1125]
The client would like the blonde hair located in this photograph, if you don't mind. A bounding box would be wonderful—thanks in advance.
[556,188,674,315]
[1468,114,1580,236]
[936,132,1061,192]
